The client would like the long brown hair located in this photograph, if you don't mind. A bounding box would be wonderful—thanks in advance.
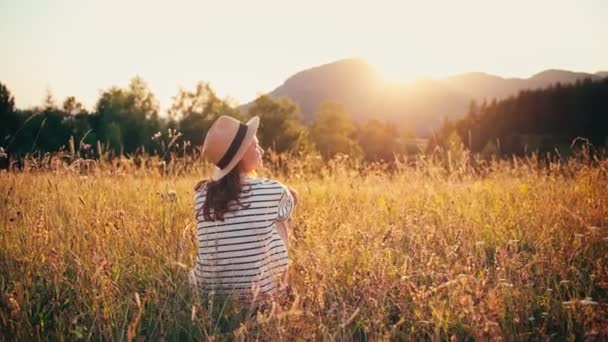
[196,164,250,221]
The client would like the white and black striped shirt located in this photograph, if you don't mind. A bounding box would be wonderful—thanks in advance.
[193,176,294,297]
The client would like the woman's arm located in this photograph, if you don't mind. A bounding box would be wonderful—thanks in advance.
[276,187,297,249]
[288,187,298,206]
[276,220,290,248]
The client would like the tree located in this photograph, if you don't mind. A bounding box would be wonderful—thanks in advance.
[0,82,18,148]
[247,95,307,153]
[402,123,416,140]
[43,88,57,111]
[442,130,468,172]
[310,101,362,159]
[358,119,401,161]
[128,77,162,152]
[466,99,479,122]
[170,82,241,147]
[25,90,71,153]
[92,88,127,153]
[129,76,160,120]
[92,76,162,154]
[62,96,87,115]
[60,96,91,149]
[437,78,608,156]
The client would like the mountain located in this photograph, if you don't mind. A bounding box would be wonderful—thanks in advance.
[440,69,604,104]
[243,59,605,136]
[265,59,385,122]
[596,71,608,78]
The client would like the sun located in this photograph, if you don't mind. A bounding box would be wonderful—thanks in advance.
[370,55,434,82]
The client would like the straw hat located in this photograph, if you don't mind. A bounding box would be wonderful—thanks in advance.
[202,115,260,181]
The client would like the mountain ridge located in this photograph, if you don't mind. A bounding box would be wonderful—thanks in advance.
[244,59,606,135]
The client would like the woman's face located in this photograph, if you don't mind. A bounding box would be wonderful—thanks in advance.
[239,137,264,173]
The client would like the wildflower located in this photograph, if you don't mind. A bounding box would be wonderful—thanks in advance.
[79,142,91,150]
[562,300,576,306]
[580,297,598,305]
[378,196,386,208]
[134,292,141,308]
[485,321,499,327]
[562,297,598,306]
[170,261,188,270]
[8,296,20,317]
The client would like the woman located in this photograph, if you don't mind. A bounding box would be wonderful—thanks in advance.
[189,115,297,299]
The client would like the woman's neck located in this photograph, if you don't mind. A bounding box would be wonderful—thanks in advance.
[240,170,257,180]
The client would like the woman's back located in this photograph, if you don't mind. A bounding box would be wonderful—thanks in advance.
[192,176,294,298]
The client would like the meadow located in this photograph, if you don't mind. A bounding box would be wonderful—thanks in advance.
[1,151,607,340]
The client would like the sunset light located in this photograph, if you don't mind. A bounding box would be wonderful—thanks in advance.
[1,0,605,112]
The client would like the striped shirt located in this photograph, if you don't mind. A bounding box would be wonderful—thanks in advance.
[192,176,295,297]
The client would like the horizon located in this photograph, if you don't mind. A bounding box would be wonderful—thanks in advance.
[1,0,606,113]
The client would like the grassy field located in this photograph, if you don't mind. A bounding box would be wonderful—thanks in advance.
[1,153,607,340]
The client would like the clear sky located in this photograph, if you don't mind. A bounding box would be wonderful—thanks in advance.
[1,0,606,113]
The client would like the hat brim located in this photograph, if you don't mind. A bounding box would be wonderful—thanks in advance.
[210,116,260,181]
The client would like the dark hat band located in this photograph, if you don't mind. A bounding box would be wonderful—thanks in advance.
[216,123,247,169]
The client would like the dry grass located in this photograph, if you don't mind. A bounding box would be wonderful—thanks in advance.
[1,152,607,340]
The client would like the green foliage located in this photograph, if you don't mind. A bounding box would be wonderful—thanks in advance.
[480,139,499,159]
[6,105,71,155]
[310,101,362,159]
[171,82,242,147]
[3,77,607,162]
[92,77,161,154]
[430,78,608,156]
[0,82,18,148]
[62,96,87,115]
[247,95,308,153]
[358,119,401,161]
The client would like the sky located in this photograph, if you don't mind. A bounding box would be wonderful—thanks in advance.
[1,0,606,113]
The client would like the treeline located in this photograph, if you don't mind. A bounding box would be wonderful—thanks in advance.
[429,78,608,156]
[0,78,416,163]
[2,76,607,165]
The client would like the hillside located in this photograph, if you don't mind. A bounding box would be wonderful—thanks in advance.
[246,59,605,135]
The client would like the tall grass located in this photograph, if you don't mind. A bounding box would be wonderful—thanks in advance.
[1,151,607,340]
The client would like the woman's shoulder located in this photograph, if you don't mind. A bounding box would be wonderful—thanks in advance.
[194,179,209,192]
[193,180,209,202]
[247,177,296,206]
[246,177,288,190]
